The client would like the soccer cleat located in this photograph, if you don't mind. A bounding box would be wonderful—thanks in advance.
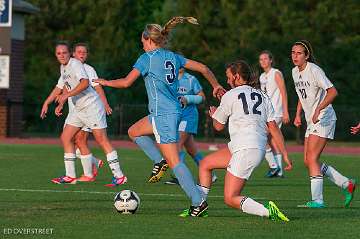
[189,200,209,217]
[343,179,356,208]
[148,160,169,183]
[164,176,179,185]
[105,176,128,187]
[297,201,326,208]
[212,174,218,183]
[179,208,208,218]
[51,175,77,184]
[92,159,104,177]
[265,168,280,178]
[77,175,96,182]
[266,201,289,222]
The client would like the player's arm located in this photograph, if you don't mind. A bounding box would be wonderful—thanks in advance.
[94,85,112,115]
[95,69,140,89]
[274,72,290,124]
[209,106,225,131]
[57,78,89,105]
[267,121,292,170]
[40,86,62,119]
[294,100,303,127]
[350,122,360,135]
[180,90,205,108]
[184,60,226,99]
[312,86,338,123]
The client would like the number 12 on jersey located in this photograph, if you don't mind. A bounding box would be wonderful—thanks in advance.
[238,92,262,115]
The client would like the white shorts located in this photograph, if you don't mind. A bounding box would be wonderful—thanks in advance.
[274,117,283,128]
[305,120,336,139]
[227,148,265,180]
[65,101,107,130]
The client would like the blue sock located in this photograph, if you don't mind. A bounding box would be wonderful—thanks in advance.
[192,152,203,166]
[179,150,186,163]
[134,136,162,164]
[173,162,203,206]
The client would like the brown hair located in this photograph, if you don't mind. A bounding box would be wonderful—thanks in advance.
[226,60,260,89]
[73,42,89,53]
[55,41,70,52]
[142,16,199,47]
[293,40,316,63]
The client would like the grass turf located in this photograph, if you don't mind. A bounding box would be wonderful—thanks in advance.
[0,144,359,239]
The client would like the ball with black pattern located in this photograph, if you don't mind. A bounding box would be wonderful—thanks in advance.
[114,190,140,214]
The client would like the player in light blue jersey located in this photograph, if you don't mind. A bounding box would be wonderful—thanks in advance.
[165,68,217,185]
[96,16,225,217]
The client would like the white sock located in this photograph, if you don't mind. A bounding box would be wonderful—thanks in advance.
[75,148,81,159]
[274,154,283,176]
[240,197,269,217]
[310,176,324,203]
[321,163,349,189]
[80,154,93,177]
[265,148,277,169]
[197,184,210,200]
[64,153,76,178]
[106,151,124,178]
[92,155,100,167]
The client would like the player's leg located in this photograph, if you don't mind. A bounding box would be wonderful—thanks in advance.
[128,115,164,164]
[198,147,231,199]
[264,143,279,177]
[74,130,94,180]
[224,149,289,221]
[51,124,81,184]
[268,136,283,177]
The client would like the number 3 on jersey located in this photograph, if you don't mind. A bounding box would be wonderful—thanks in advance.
[164,60,175,84]
[238,92,262,115]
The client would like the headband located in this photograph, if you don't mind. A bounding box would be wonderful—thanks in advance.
[295,41,310,55]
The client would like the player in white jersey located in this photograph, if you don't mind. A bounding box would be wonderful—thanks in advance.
[292,40,355,208]
[47,42,126,186]
[40,43,113,182]
[195,60,292,221]
[259,50,290,178]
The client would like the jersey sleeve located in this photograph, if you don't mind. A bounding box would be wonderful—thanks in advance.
[133,53,150,76]
[175,53,187,68]
[192,76,203,94]
[212,93,232,124]
[86,66,99,87]
[56,76,64,89]
[264,94,276,122]
[313,66,333,90]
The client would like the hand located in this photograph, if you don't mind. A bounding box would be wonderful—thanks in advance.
[94,78,108,86]
[212,85,226,100]
[40,104,48,119]
[57,93,69,105]
[282,112,290,124]
[208,106,217,117]
[55,103,63,117]
[312,108,321,124]
[179,96,188,108]
[284,157,293,171]
[105,104,113,115]
[350,123,360,135]
[294,115,302,127]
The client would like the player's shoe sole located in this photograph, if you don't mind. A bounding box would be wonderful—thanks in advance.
[148,160,169,183]
[105,176,128,187]
[179,209,208,218]
[266,201,290,222]
[51,176,77,184]
[297,201,325,208]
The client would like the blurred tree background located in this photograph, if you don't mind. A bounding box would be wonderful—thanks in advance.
[23,0,360,140]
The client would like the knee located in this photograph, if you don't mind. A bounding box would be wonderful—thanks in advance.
[223,195,233,207]
[127,126,136,140]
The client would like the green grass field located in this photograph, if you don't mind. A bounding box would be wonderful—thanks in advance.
[0,144,359,239]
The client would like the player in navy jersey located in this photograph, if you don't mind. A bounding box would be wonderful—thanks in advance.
[96,17,225,216]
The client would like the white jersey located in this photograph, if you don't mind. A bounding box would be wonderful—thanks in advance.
[292,62,337,124]
[212,85,275,153]
[56,58,100,110]
[259,68,283,117]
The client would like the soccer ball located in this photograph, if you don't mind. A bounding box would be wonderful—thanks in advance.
[114,190,140,214]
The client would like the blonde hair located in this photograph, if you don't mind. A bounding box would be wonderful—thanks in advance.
[143,16,199,47]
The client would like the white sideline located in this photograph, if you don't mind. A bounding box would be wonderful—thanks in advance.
[0,188,232,199]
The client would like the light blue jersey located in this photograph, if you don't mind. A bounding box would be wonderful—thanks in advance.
[133,48,187,116]
[178,72,203,134]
